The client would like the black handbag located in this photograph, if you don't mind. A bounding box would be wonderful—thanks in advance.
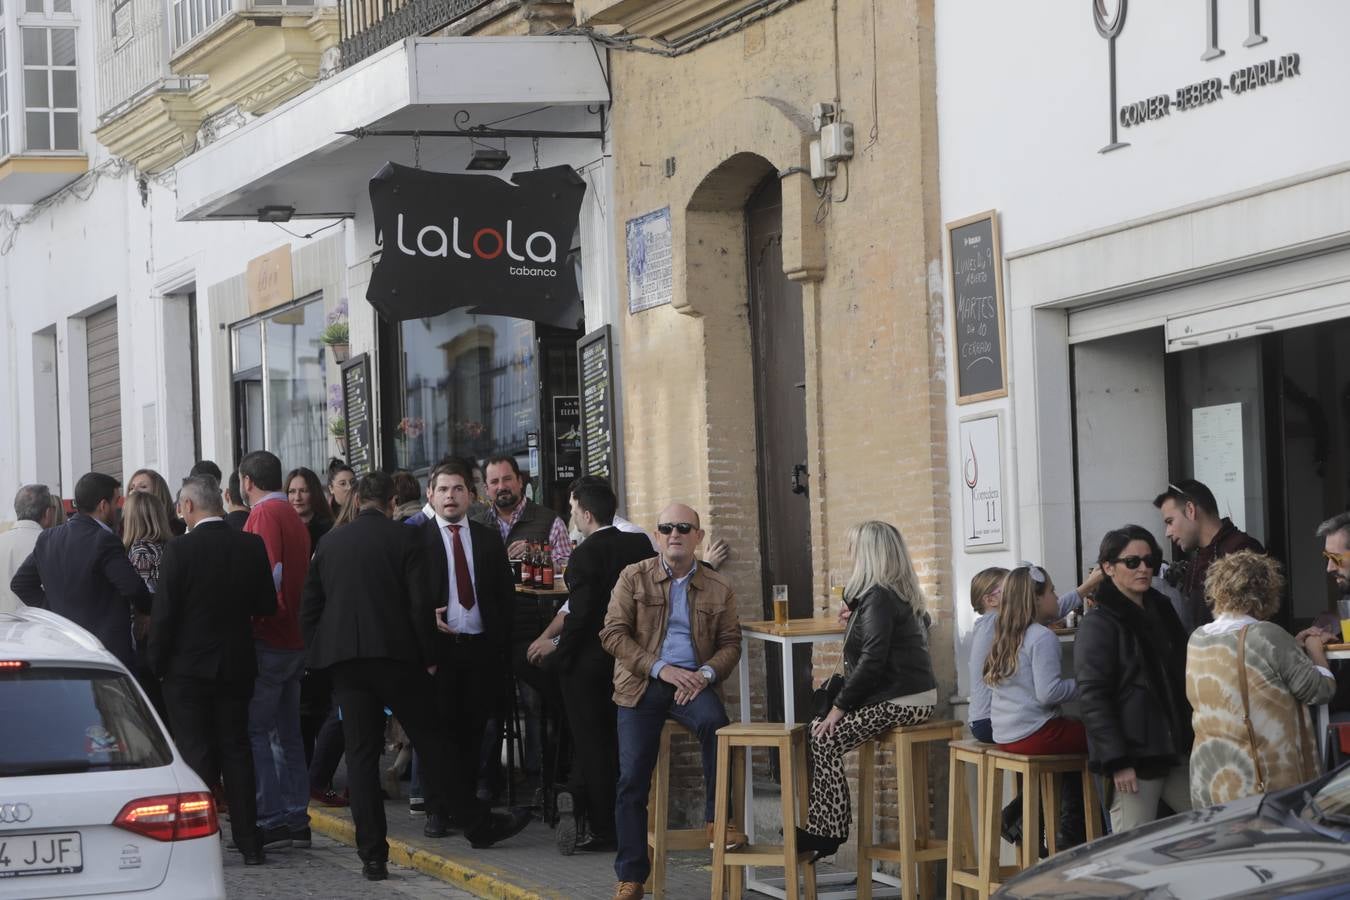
[811,610,859,719]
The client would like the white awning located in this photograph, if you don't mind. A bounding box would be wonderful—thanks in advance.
[175,36,610,221]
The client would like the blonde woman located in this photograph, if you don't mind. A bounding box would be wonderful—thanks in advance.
[796,521,936,858]
[128,467,185,536]
[123,489,174,595]
[1187,550,1336,808]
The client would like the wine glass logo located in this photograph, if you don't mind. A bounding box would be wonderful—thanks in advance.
[964,438,980,541]
[1093,0,1130,154]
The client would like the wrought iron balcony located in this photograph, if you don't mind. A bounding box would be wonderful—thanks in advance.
[337,0,490,67]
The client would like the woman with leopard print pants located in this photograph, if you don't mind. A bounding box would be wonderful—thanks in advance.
[796,521,937,858]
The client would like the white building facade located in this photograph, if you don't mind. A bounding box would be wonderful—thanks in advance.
[937,2,1350,706]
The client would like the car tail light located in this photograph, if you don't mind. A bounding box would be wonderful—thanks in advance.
[0,660,29,669]
[114,792,218,841]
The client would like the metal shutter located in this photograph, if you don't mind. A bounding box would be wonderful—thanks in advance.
[87,306,123,480]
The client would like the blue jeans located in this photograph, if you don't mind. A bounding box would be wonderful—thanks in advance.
[248,645,310,830]
[614,679,729,884]
[969,717,993,744]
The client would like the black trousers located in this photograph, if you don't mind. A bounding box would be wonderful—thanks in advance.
[161,675,259,854]
[559,648,619,838]
[435,637,502,819]
[329,658,457,863]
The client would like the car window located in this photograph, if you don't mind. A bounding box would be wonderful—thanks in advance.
[1312,765,1350,818]
[0,666,171,776]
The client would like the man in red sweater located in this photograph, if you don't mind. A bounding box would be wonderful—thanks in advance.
[240,450,313,850]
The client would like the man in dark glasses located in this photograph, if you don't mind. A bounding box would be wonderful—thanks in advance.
[599,503,745,900]
[1153,478,1264,631]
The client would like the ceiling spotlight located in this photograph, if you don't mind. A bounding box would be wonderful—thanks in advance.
[257,205,295,223]
[466,148,510,171]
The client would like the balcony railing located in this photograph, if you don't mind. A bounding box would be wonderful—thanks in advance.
[338,0,489,67]
[171,0,318,52]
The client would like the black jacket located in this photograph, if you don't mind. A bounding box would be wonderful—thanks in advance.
[1073,580,1193,777]
[302,509,436,670]
[10,514,152,669]
[835,585,936,712]
[420,516,516,653]
[149,521,276,681]
[557,527,657,672]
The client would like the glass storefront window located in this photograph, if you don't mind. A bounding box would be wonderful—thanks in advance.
[230,296,328,473]
[397,310,538,473]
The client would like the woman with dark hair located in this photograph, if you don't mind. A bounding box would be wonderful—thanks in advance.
[128,467,186,536]
[1075,525,1193,832]
[286,467,334,551]
[326,459,356,521]
[391,470,423,522]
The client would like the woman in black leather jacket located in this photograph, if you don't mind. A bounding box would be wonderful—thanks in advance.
[796,521,937,857]
[1074,524,1193,833]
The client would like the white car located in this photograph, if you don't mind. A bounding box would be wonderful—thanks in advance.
[0,607,225,899]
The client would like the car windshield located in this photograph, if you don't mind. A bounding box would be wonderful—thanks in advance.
[0,666,172,776]
[1308,764,1350,824]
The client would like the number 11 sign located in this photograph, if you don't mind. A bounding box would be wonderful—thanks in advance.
[959,413,1005,551]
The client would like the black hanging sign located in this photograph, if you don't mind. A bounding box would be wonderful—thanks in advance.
[578,326,616,482]
[340,353,374,476]
[946,210,1008,405]
[366,162,585,328]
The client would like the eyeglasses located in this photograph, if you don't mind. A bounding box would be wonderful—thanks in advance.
[1323,549,1350,567]
[657,522,696,535]
[1113,555,1161,571]
[1015,561,1047,584]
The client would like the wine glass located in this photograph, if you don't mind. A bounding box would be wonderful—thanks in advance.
[1093,0,1130,154]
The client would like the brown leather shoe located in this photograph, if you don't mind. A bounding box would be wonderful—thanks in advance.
[706,822,748,850]
[613,881,644,899]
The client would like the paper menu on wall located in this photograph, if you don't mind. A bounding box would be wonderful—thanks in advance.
[1192,403,1245,531]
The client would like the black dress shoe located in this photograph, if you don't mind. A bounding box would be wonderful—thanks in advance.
[424,813,449,838]
[793,827,844,861]
[467,809,532,849]
[290,826,312,849]
[362,859,389,881]
[575,833,617,853]
[241,850,265,866]
[260,825,292,850]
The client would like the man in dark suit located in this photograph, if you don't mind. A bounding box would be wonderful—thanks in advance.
[150,475,276,865]
[303,471,525,881]
[11,472,151,669]
[551,478,656,852]
[418,460,530,843]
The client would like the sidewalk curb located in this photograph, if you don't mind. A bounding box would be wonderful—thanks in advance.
[308,806,548,900]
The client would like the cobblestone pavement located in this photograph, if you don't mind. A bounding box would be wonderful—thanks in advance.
[223,831,477,900]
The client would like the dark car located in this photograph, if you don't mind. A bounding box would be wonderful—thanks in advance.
[997,761,1350,899]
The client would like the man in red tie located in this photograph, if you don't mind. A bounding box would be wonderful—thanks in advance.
[421,460,529,843]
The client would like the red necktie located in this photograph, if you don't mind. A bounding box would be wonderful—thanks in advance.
[448,524,476,610]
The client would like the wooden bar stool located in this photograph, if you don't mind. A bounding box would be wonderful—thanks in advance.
[977,748,1102,895]
[945,739,991,900]
[855,719,963,900]
[711,723,816,900]
[644,720,709,900]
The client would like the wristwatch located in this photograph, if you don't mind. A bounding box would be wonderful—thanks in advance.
[699,667,715,684]
[550,636,560,646]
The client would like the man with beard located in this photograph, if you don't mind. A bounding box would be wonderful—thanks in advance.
[475,455,570,799]
[1302,513,1350,722]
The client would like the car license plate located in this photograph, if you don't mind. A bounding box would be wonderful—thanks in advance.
[0,832,82,878]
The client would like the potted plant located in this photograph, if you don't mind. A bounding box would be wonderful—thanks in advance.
[329,415,347,453]
[321,300,350,363]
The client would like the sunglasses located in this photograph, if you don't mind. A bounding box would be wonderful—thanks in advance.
[1323,549,1350,567]
[657,522,696,535]
[1113,555,1161,571]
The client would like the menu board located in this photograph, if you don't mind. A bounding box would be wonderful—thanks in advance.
[946,210,1008,404]
[340,353,374,476]
[577,326,616,481]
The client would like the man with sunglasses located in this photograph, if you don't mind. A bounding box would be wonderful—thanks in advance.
[1153,478,1264,631]
[1303,513,1350,724]
[600,504,745,900]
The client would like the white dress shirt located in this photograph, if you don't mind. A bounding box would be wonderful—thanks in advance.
[0,520,42,613]
[435,513,483,634]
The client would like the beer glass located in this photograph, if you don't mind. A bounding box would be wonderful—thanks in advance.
[1339,597,1350,644]
[772,584,789,625]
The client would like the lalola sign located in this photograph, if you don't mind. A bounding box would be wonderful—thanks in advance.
[366,162,586,327]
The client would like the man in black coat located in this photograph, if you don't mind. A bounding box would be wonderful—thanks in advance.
[150,475,276,864]
[418,460,529,843]
[10,472,151,669]
[552,478,656,852]
[303,471,525,881]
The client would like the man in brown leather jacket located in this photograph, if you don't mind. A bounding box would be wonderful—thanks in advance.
[600,502,744,900]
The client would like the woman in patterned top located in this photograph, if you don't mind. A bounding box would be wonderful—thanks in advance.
[123,487,175,716]
[1186,550,1336,808]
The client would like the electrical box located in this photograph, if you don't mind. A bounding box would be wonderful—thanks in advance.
[811,102,836,132]
[821,122,855,161]
[809,139,836,180]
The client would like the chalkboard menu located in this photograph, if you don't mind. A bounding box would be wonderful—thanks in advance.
[577,326,616,481]
[340,353,374,476]
[946,210,1008,404]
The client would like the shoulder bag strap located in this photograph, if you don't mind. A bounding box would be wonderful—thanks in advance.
[1236,625,1266,792]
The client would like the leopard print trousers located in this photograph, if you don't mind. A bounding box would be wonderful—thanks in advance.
[806,701,935,839]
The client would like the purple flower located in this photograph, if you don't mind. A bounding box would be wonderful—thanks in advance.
[328,383,344,413]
